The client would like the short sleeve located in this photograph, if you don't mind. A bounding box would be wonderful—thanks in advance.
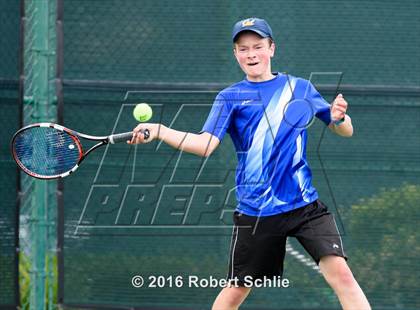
[200,93,233,141]
[307,82,332,126]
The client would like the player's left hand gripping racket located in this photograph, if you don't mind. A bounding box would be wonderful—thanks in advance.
[11,122,149,179]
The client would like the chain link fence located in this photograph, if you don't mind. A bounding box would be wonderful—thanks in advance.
[59,1,419,309]
[1,0,419,309]
[0,0,20,308]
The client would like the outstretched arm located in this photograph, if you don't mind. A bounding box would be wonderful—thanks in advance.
[128,123,220,157]
[329,94,353,137]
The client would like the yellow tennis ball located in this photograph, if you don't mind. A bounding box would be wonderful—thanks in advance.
[133,103,152,122]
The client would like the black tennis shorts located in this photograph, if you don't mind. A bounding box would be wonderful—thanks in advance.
[227,200,347,285]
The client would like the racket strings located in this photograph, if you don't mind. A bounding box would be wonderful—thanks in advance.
[13,127,82,177]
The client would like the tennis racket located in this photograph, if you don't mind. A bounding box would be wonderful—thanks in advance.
[11,122,149,179]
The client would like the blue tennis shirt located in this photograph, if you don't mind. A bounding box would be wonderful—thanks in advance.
[201,73,332,216]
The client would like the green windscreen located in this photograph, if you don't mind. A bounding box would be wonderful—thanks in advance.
[0,0,20,307]
[60,1,420,309]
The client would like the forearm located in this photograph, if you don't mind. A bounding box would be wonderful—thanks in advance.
[329,114,353,137]
[158,125,219,157]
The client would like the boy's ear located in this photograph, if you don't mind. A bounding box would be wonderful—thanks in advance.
[270,42,276,57]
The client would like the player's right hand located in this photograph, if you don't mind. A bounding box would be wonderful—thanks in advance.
[128,123,161,144]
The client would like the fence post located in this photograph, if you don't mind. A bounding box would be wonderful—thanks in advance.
[21,0,58,309]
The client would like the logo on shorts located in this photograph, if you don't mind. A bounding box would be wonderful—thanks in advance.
[333,243,340,249]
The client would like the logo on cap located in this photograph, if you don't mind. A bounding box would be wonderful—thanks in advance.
[242,18,255,27]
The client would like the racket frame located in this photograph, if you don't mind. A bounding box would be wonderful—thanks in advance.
[11,122,132,179]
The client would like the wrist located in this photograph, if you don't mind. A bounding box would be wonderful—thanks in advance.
[157,124,167,140]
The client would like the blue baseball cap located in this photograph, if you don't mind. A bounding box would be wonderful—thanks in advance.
[232,17,273,42]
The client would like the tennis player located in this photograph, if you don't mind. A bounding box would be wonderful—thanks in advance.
[130,17,370,310]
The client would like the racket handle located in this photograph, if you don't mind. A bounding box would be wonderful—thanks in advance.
[109,129,150,144]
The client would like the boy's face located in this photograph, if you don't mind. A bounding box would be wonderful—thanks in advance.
[233,32,275,81]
